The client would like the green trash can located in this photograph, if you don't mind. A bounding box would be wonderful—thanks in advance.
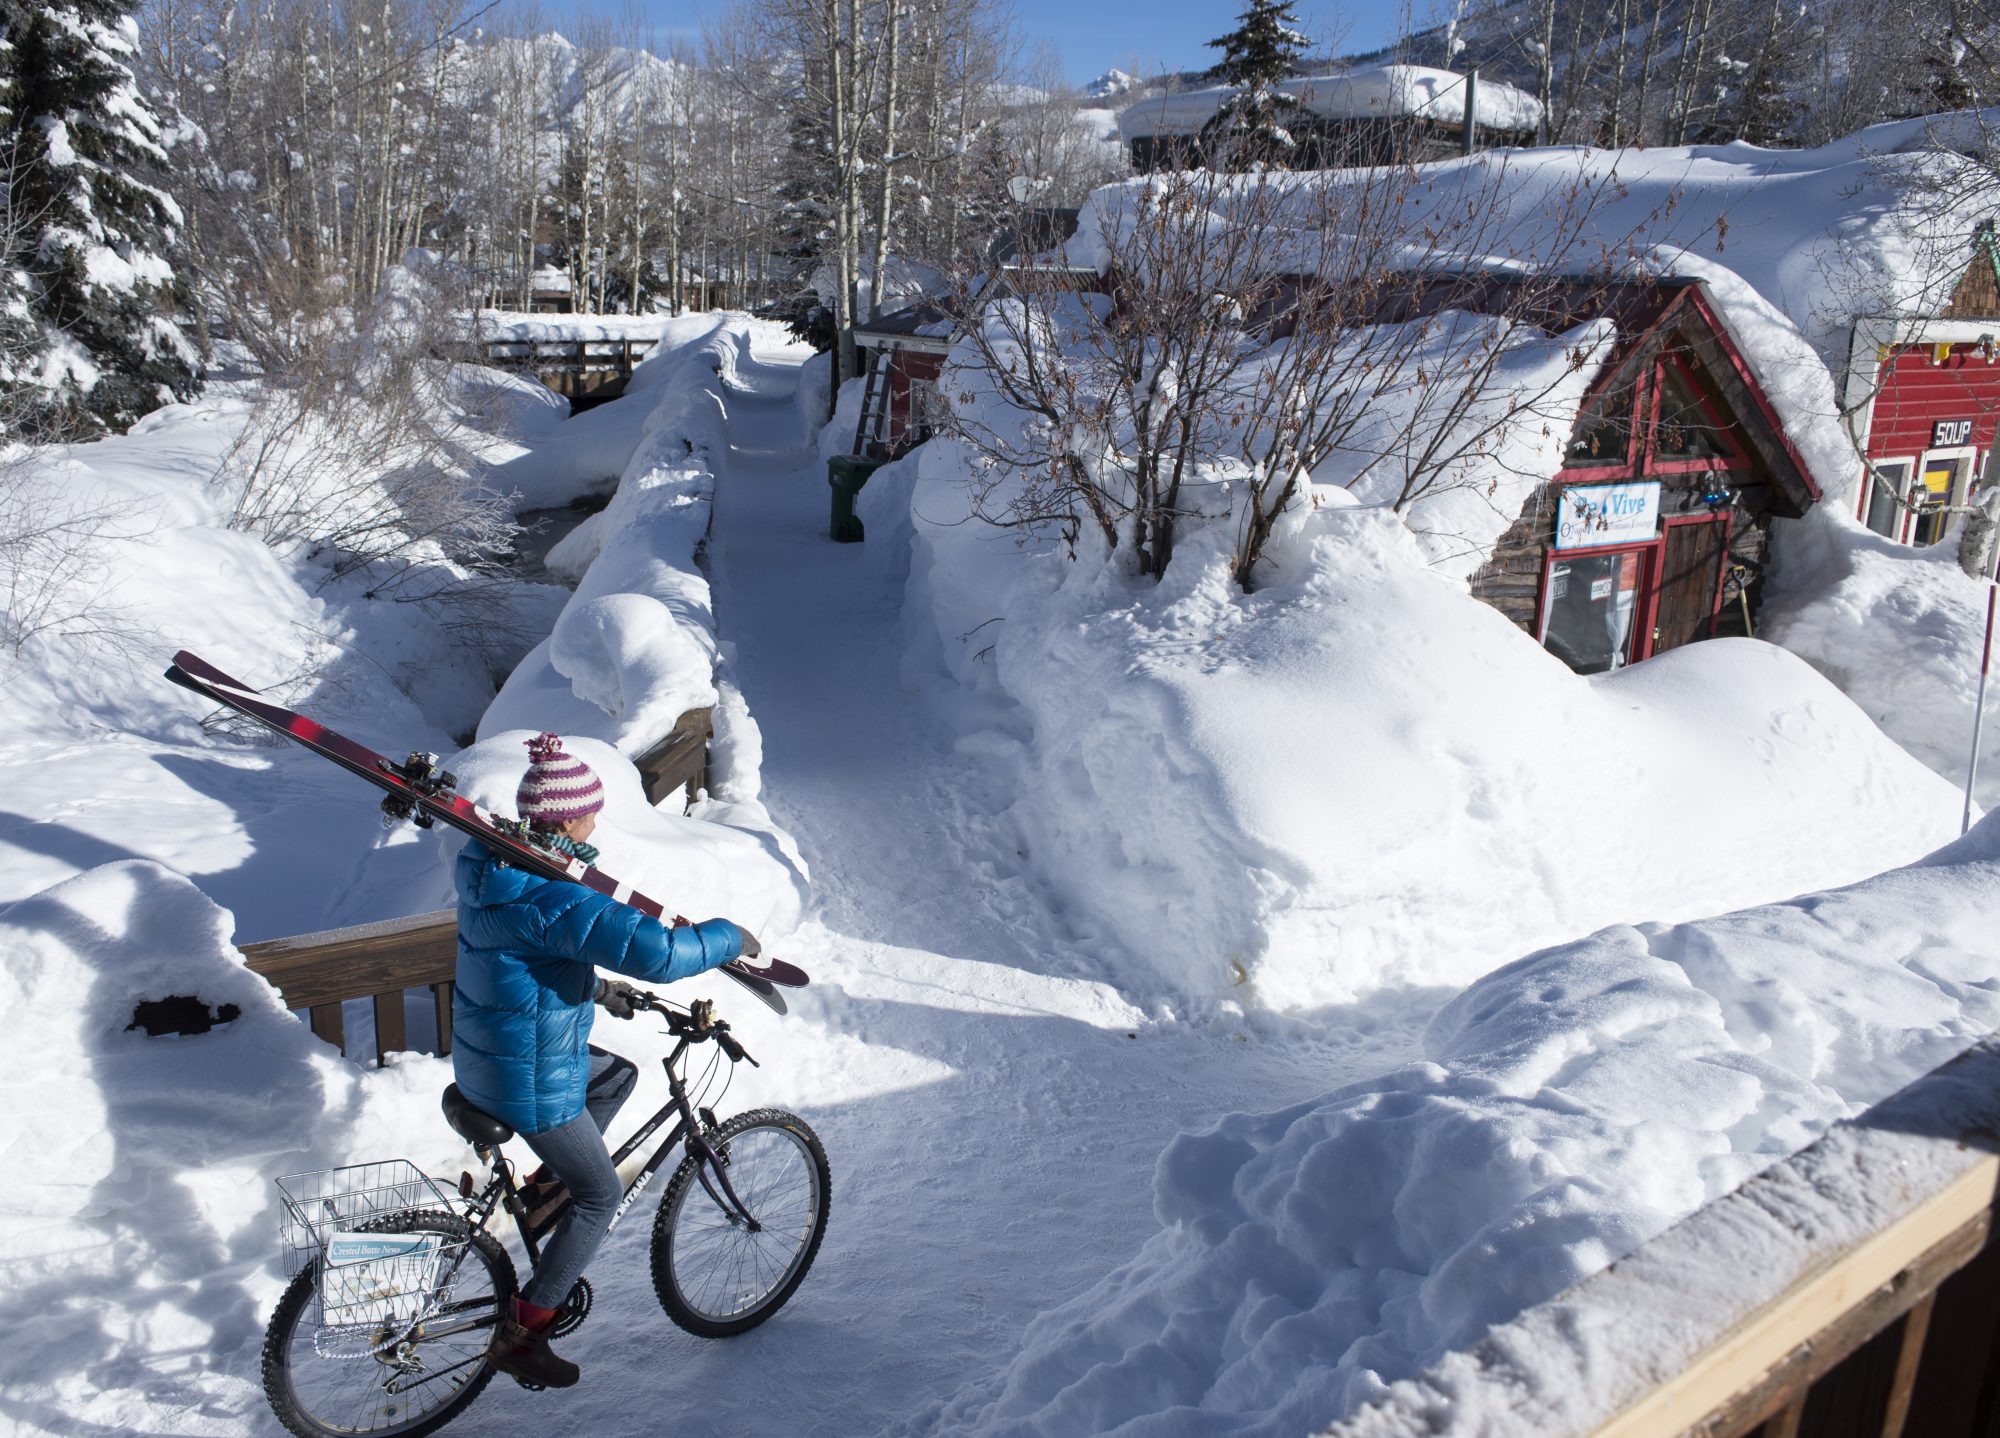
[827,454,886,543]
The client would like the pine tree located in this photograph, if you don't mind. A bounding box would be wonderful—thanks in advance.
[1202,0,1311,168]
[0,0,200,437]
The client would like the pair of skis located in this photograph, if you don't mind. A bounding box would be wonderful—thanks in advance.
[165,651,807,1014]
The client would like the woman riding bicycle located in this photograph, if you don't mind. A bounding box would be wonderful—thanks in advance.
[452,732,756,1389]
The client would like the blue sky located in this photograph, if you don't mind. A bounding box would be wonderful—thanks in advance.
[552,0,1413,87]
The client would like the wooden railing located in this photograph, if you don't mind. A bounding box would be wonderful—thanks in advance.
[1322,1038,2000,1438]
[454,336,660,400]
[217,707,715,1066]
[241,910,458,1065]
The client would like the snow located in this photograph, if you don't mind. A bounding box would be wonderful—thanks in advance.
[0,375,563,939]
[482,316,760,753]
[1114,66,1544,142]
[1762,507,2000,807]
[926,815,2000,1437]
[893,451,1962,1010]
[7,211,2000,1438]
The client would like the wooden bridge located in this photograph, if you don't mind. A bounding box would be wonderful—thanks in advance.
[455,332,661,404]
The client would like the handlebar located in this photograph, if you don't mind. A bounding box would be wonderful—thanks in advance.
[633,992,759,1067]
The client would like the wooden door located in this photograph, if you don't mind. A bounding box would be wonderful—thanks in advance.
[1653,518,1727,655]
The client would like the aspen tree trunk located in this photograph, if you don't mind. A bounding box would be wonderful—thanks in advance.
[867,0,901,322]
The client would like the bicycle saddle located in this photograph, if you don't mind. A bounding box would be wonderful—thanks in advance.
[442,1084,515,1145]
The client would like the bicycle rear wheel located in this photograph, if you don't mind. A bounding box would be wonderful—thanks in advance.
[650,1108,830,1337]
[262,1209,514,1438]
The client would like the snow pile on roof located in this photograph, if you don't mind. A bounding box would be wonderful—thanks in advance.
[1115,66,1542,141]
[1762,508,2000,807]
[930,814,2000,1437]
[1067,118,1993,508]
[892,455,1961,1010]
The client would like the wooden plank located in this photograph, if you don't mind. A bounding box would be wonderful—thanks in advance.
[432,982,454,1057]
[1681,1209,1986,1438]
[634,706,713,809]
[242,910,458,1010]
[1759,1395,1805,1438]
[1585,1153,1999,1438]
[372,990,408,1065]
[1879,1292,1935,1438]
[308,1002,345,1055]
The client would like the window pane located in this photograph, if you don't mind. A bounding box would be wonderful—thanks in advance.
[1863,463,1907,537]
[1652,364,1731,460]
[1566,387,1634,467]
[1543,550,1645,674]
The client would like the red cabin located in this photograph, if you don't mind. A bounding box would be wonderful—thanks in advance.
[1459,276,1822,674]
[1839,234,2000,547]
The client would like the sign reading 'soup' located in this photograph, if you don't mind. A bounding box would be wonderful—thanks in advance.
[1554,481,1661,551]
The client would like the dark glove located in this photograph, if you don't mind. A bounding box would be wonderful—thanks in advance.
[736,926,761,960]
[595,977,642,1019]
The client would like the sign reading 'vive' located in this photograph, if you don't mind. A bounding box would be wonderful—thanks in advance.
[1554,481,1662,551]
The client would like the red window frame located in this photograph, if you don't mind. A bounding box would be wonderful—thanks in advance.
[1644,355,1752,476]
[1537,510,1733,667]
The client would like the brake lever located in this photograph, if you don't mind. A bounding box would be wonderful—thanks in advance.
[717,1029,759,1067]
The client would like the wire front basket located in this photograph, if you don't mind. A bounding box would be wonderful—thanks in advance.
[277,1159,463,1332]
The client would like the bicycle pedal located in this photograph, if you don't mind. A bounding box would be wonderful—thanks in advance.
[513,1376,548,1392]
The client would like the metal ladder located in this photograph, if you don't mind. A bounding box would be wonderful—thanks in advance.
[852,348,890,457]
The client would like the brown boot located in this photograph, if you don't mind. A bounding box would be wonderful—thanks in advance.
[487,1296,580,1389]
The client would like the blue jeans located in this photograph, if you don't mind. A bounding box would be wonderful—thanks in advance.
[520,1046,637,1308]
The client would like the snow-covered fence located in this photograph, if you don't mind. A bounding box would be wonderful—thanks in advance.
[236,910,459,1065]
[1323,1039,2000,1438]
[451,335,661,402]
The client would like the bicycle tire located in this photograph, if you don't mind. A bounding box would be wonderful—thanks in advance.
[262,1209,515,1438]
[650,1108,830,1337]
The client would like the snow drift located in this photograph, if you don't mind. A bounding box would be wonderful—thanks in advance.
[926,813,2000,1438]
[895,457,1961,1010]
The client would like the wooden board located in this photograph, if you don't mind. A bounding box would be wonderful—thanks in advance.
[1585,1154,2000,1438]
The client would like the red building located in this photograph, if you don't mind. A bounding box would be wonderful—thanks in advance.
[1453,276,1822,673]
[1839,233,2000,546]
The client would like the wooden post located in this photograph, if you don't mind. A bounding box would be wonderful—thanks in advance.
[432,981,454,1057]
[372,991,407,1066]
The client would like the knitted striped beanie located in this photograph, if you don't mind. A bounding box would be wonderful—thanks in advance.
[516,732,605,826]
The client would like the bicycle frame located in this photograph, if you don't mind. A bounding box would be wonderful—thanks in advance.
[365,1009,767,1379]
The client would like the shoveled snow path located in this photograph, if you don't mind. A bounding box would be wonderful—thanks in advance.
[456,344,1437,1435]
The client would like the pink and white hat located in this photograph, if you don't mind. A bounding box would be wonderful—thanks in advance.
[516,733,605,826]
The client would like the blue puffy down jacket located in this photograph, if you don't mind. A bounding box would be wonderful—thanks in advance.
[450,839,745,1135]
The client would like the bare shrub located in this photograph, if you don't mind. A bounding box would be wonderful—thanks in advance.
[943,156,1696,589]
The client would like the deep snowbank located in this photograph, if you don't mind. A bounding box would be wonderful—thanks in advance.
[898,463,1961,1009]
[1763,506,2000,807]
[483,317,756,751]
[0,367,567,939]
[927,813,2000,1438]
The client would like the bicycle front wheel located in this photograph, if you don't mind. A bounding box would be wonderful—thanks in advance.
[262,1209,514,1438]
[650,1108,831,1337]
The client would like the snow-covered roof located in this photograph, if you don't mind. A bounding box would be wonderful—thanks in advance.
[1115,65,1543,142]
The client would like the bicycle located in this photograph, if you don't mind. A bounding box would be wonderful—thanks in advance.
[260,992,831,1438]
